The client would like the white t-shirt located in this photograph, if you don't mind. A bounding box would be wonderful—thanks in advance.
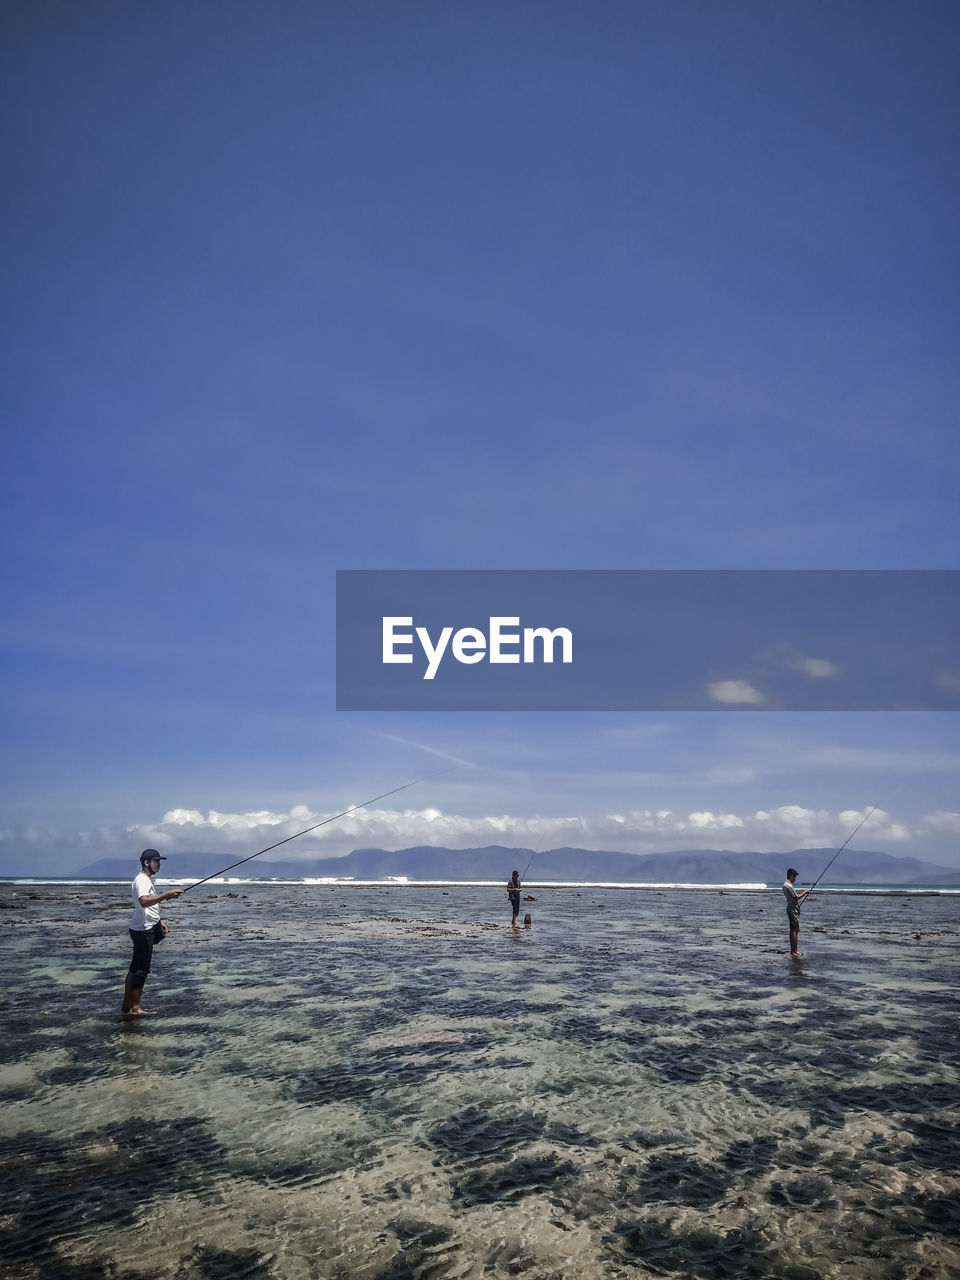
[129,870,160,931]
[782,879,801,912]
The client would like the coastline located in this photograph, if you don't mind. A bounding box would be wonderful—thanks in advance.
[3,875,959,894]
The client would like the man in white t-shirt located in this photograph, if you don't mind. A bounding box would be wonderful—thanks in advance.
[782,868,809,958]
[122,849,182,1016]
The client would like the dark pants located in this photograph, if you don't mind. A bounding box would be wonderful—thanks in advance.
[509,891,521,917]
[128,928,154,983]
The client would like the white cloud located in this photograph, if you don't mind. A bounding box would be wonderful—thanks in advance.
[919,810,960,834]
[789,656,839,678]
[163,808,207,826]
[687,811,745,830]
[707,679,765,705]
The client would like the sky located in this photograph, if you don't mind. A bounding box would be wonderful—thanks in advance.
[2,1,958,874]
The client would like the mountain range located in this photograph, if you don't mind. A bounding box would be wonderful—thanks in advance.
[69,844,960,885]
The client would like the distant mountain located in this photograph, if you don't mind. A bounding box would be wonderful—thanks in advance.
[70,844,960,885]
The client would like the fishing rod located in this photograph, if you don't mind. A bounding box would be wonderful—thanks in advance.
[179,770,450,893]
[800,802,880,910]
[520,831,546,885]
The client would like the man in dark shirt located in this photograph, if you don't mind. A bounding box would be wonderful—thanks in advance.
[507,870,521,927]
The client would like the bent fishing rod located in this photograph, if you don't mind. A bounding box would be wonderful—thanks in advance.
[179,770,449,893]
[800,802,880,910]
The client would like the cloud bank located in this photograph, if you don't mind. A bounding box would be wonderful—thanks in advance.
[3,802,952,872]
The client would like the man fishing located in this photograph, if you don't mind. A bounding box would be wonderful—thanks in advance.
[781,806,879,958]
[782,867,809,957]
[122,849,182,1017]
[507,869,522,928]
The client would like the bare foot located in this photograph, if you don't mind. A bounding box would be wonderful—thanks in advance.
[790,952,804,958]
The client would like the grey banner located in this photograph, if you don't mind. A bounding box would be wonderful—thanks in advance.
[336,570,959,710]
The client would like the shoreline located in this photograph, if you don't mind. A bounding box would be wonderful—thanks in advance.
[2,876,959,895]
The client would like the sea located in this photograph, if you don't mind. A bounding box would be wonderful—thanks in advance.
[1,877,958,1280]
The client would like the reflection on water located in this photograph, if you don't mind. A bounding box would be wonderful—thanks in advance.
[1,882,958,1278]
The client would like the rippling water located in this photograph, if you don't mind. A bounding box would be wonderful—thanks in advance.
[1,881,958,1278]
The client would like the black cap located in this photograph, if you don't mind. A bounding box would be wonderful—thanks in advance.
[786,867,798,877]
[140,848,167,864]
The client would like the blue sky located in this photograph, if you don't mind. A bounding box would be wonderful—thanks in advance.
[2,2,958,873]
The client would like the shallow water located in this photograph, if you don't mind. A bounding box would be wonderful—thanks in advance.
[1,882,958,1279]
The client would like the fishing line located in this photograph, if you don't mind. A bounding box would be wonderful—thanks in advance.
[179,770,450,893]
[520,830,546,885]
[800,802,880,910]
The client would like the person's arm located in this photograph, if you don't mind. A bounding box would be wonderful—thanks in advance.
[138,888,182,906]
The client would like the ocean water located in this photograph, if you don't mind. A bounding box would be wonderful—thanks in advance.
[1,880,958,1279]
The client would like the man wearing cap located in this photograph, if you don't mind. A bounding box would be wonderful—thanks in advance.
[122,849,182,1016]
[782,867,809,958]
